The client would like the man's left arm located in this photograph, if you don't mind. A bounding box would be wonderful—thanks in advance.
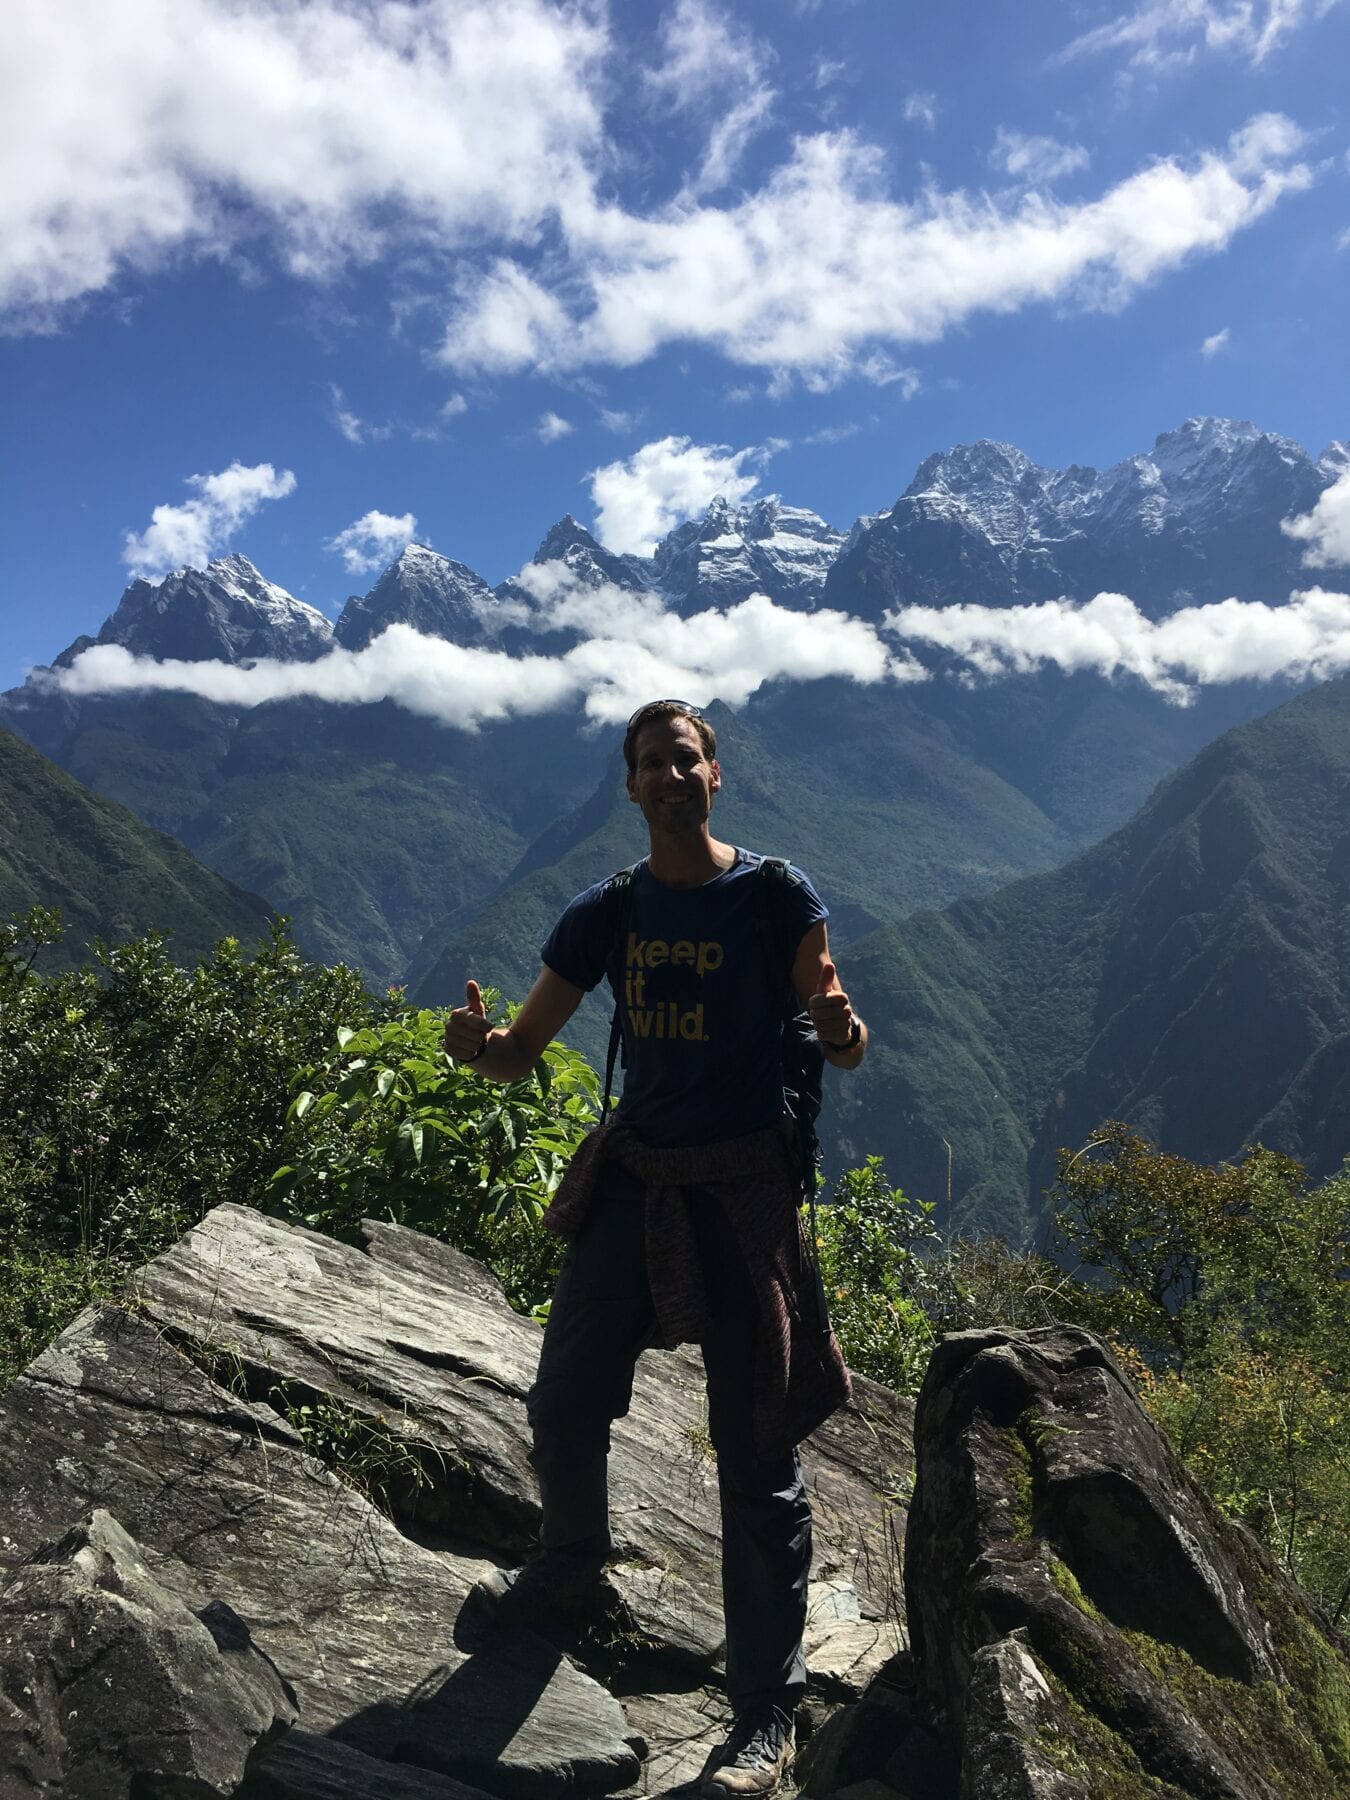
[793,921,867,1070]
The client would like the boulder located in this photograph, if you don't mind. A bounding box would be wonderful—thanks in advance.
[0,1204,910,1797]
[901,1326,1350,1800]
[0,1508,294,1797]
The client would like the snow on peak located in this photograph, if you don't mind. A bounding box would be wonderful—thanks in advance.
[200,554,331,630]
[648,494,843,611]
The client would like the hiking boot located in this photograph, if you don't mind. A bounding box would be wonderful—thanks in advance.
[471,1535,610,1626]
[702,1706,795,1797]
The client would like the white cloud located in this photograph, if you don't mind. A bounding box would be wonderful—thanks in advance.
[886,586,1350,703]
[992,129,1090,185]
[1059,0,1339,71]
[1200,326,1231,356]
[51,577,917,729]
[1283,468,1350,568]
[440,393,468,420]
[902,91,938,132]
[599,407,636,433]
[325,510,419,576]
[440,115,1311,387]
[2,0,606,321]
[331,385,365,444]
[328,383,394,445]
[589,436,762,554]
[645,0,775,194]
[535,410,575,444]
[802,422,862,445]
[648,0,777,197]
[52,569,1350,726]
[853,353,921,395]
[122,462,297,578]
[6,1,1319,397]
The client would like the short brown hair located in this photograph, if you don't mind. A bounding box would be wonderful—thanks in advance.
[622,700,717,775]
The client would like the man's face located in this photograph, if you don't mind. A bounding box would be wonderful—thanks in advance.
[626,715,721,834]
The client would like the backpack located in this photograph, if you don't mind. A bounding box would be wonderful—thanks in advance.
[598,856,826,1196]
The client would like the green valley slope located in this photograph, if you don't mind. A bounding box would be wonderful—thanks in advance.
[0,727,273,968]
[830,676,1350,1241]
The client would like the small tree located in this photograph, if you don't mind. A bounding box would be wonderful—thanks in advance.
[1051,1124,1350,1619]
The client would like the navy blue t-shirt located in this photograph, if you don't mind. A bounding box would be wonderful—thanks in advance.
[541,849,827,1148]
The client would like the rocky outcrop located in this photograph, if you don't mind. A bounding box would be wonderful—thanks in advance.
[4,1216,1346,1798]
[0,1204,910,1797]
[798,1326,1350,1799]
[0,1508,294,1797]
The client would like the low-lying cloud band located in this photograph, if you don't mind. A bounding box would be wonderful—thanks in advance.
[47,578,1350,725]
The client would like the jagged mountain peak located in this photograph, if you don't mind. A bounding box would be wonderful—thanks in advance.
[1142,417,1307,490]
[69,554,335,666]
[524,516,653,596]
[828,416,1334,617]
[334,544,498,651]
[646,493,843,613]
[905,438,1047,500]
[534,515,605,560]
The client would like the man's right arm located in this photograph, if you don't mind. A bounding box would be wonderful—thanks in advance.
[442,967,586,1084]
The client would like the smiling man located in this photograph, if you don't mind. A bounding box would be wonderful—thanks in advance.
[444,698,867,1796]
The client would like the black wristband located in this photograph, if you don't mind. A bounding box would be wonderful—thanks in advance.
[461,1035,489,1064]
[822,1017,862,1053]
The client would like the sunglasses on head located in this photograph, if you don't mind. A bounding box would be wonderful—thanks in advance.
[625,699,705,730]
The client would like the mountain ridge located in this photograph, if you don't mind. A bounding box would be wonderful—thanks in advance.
[0,725,274,968]
[830,673,1350,1238]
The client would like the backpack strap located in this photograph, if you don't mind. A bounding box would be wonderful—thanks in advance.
[752,858,825,1168]
[754,857,832,1335]
[752,857,797,1007]
[601,865,638,1114]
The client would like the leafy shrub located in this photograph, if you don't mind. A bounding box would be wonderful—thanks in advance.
[815,1157,943,1391]
[267,998,599,1310]
[0,909,378,1386]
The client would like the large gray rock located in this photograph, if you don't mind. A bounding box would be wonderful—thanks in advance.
[0,1204,910,1798]
[902,1326,1350,1800]
[0,1508,294,1797]
[799,1325,1350,1798]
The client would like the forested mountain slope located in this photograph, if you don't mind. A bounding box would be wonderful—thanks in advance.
[830,676,1350,1242]
[0,727,272,968]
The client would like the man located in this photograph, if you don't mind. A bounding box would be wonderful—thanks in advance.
[444,700,867,1797]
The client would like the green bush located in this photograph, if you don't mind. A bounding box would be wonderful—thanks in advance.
[267,997,599,1311]
[815,1157,943,1392]
[0,908,378,1386]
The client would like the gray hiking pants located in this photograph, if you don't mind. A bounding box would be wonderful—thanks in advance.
[526,1166,811,1707]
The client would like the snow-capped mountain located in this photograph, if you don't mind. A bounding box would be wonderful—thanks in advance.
[54,554,334,668]
[826,417,1340,617]
[521,516,654,595]
[515,496,843,619]
[649,495,844,613]
[29,418,1344,682]
[335,544,502,651]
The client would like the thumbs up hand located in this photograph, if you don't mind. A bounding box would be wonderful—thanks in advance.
[444,979,492,1064]
[808,959,858,1052]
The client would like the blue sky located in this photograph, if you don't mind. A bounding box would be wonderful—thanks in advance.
[3,0,1348,689]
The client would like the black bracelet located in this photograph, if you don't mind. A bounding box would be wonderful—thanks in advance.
[461,1035,489,1064]
[822,1018,862,1053]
